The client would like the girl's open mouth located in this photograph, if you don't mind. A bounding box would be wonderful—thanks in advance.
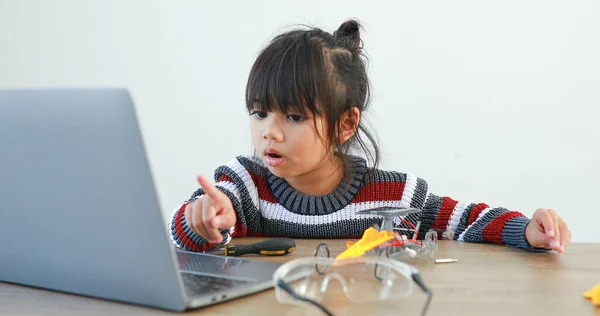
[265,150,284,167]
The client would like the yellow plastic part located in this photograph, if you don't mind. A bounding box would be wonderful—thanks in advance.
[583,283,600,306]
[336,227,395,260]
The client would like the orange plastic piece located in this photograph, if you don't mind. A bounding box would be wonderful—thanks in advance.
[336,227,395,260]
[583,283,600,306]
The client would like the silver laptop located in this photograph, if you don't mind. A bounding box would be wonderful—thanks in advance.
[0,88,281,311]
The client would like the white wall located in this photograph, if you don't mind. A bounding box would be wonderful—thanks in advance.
[1,0,598,242]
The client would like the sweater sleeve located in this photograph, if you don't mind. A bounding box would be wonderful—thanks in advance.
[399,175,548,252]
[167,156,262,252]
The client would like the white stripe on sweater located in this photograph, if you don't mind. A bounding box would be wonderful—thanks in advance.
[399,173,418,208]
[226,158,258,206]
[216,158,258,205]
[259,200,406,225]
[458,206,492,241]
[446,200,473,234]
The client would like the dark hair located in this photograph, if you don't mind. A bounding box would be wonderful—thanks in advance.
[245,19,380,169]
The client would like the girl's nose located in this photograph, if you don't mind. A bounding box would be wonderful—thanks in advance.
[262,117,284,141]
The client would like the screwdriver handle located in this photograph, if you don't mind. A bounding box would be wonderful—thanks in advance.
[224,238,296,256]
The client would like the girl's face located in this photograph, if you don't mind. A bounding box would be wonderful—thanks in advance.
[249,106,335,180]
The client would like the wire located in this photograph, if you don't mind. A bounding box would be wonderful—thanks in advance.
[398,217,419,240]
[276,279,334,316]
[399,217,417,231]
[411,273,433,316]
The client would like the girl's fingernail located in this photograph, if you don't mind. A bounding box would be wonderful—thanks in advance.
[550,240,560,248]
[547,230,554,238]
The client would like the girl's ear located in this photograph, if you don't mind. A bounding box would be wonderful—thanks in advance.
[339,107,360,144]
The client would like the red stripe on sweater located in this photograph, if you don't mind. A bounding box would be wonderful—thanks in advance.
[482,211,525,244]
[174,203,202,252]
[467,203,489,226]
[432,197,459,231]
[217,174,234,183]
[248,170,277,204]
[351,182,406,204]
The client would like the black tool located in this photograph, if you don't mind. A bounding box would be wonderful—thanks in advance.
[216,238,296,257]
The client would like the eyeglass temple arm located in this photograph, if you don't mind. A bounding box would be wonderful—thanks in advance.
[411,273,433,316]
[276,279,334,316]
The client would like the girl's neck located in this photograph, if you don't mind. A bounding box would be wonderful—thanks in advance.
[284,155,345,196]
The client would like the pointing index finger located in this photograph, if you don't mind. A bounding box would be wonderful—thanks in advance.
[197,175,222,200]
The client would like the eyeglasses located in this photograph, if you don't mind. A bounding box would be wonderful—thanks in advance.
[273,243,433,316]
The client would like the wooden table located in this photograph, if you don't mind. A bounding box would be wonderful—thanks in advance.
[1,239,599,315]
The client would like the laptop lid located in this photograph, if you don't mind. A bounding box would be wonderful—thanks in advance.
[0,88,187,311]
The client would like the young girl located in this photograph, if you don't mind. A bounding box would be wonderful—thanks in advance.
[168,20,571,254]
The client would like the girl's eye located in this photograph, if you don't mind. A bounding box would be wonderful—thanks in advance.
[251,111,268,119]
[287,114,305,122]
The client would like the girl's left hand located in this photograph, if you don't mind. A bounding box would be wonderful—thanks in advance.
[525,208,571,253]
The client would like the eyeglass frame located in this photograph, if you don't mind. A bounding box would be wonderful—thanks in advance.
[274,242,433,316]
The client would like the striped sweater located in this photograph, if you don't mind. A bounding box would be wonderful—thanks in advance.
[169,154,543,252]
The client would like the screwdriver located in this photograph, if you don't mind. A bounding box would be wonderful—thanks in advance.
[210,238,296,257]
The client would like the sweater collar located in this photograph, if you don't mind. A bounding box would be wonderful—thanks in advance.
[266,155,366,215]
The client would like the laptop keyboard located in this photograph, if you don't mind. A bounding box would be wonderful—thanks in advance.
[181,272,254,297]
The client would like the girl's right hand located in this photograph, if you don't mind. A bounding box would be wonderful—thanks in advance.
[184,175,237,244]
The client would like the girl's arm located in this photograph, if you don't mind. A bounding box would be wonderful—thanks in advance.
[168,156,261,252]
[399,176,548,252]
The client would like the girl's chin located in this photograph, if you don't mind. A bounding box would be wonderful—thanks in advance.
[264,163,297,179]
[265,165,285,178]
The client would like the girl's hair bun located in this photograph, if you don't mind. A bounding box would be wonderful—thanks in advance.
[333,19,363,53]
